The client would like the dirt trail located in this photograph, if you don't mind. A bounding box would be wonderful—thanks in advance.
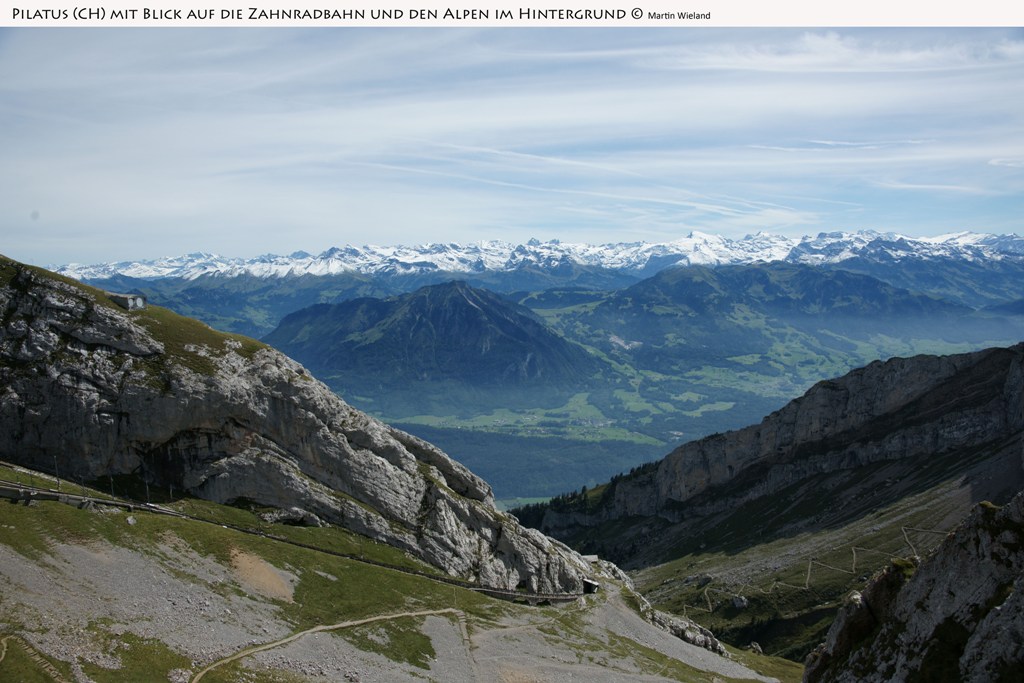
[190,608,466,683]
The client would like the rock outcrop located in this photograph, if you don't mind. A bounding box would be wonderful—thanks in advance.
[0,256,590,593]
[803,491,1024,682]
[590,558,727,657]
[541,342,1024,547]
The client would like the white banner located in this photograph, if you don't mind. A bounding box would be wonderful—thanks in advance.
[4,1,1023,27]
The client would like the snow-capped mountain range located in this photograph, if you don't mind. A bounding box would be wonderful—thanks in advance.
[56,230,1024,281]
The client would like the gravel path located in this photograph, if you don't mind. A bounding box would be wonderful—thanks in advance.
[192,608,464,682]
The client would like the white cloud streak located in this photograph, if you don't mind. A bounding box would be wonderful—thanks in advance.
[0,27,1021,264]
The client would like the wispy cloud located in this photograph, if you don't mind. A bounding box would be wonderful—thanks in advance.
[872,180,1000,196]
[643,30,1024,73]
[0,27,1021,264]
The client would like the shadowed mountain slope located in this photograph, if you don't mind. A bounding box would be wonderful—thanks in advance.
[533,263,1007,370]
[536,343,1024,563]
[263,280,605,413]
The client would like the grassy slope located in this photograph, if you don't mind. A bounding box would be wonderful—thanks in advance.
[0,465,800,683]
[0,493,490,682]
[629,437,1024,662]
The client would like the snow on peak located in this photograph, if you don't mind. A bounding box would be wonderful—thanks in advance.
[54,230,1023,281]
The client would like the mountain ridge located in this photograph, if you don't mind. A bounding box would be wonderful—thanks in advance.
[256,265,1024,500]
[262,281,605,424]
[543,263,986,365]
[534,343,1024,555]
[55,229,1024,282]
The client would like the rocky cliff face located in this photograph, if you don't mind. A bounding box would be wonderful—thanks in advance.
[542,342,1024,543]
[0,257,589,594]
[803,491,1024,682]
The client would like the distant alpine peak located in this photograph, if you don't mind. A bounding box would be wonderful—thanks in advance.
[56,229,1024,281]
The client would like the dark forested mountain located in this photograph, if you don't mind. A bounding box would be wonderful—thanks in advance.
[264,281,605,414]
[253,264,1024,502]
[819,256,1024,308]
[527,263,993,369]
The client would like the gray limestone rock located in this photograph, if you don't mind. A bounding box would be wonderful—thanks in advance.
[542,342,1024,536]
[803,491,1024,683]
[0,258,589,594]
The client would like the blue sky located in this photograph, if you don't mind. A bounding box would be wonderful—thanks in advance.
[1,28,1022,266]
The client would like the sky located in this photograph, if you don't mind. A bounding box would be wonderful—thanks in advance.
[1,27,1023,266]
